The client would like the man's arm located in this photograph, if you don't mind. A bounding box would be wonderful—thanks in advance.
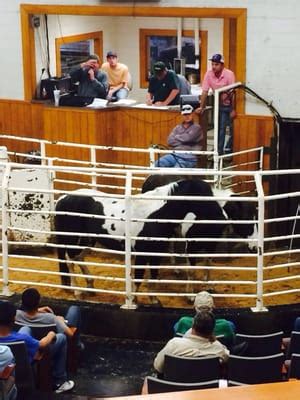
[155,88,180,106]
[146,92,154,106]
[195,90,208,115]
[89,70,109,98]
[38,331,56,349]
[55,315,75,337]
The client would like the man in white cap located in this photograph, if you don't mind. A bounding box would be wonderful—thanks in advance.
[155,104,203,168]
[196,53,236,155]
[174,291,235,346]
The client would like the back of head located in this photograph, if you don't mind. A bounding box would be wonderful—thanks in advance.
[194,291,214,312]
[21,288,40,312]
[0,301,16,327]
[192,309,215,338]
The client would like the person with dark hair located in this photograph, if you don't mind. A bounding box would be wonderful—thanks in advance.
[0,301,74,393]
[146,61,180,106]
[101,51,130,101]
[16,288,82,348]
[196,53,236,155]
[153,309,229,374]
[70,54,108,99]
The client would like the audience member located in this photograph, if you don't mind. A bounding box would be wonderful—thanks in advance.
[174,291,235,346]
[70,54,108,99]
[0,345,16,400]
[101,51,130,101]
[146,61,180,106]
[155,104,203,168]
[154,309,229,374]
[0,345,14,372]
[196,53,236,155]
[0,301,74,394]
[16,288,83,349]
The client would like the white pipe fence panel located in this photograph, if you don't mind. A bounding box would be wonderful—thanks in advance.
[0,137,298,311]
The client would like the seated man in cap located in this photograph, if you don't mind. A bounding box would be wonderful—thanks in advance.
[146,61,180,106]
[196,53,236,155]
[174,291,235,347]
[155,104,203,168]
[101,51,130,101]
[70,54,108,99]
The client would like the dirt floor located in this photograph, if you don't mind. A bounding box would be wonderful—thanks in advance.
[3,247,300,310]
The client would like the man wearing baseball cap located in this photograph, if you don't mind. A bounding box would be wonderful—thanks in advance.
[155,103,203,168]
[101,51,130,101]
[146,61,180,106]
[173,291,236,346]
[197,53,236,155]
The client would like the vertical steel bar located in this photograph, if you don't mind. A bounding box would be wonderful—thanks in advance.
[252,172,267,312]
[121,170,136,309]
[1,163,13,296]
[90,147,97,190]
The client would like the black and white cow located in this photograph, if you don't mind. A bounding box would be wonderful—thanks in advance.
[55,178,257,297]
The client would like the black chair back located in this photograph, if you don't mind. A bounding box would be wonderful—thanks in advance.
[289,353,300,379]
[227,352,285,385]
[286,331,300,359]
[14,322,57,340]
[147,376,219,394]
[235,331,283,356]
[0,341,35,397]
[164,354,221,383]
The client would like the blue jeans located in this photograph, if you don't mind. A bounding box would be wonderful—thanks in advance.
[60,305,82,347]
[219,105,233,155]
[19,326,67,385]
[110,87,129,100]
[155,154,197,168]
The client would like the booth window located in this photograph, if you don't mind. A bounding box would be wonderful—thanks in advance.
[139,29,207,88]
[55,31,103,76]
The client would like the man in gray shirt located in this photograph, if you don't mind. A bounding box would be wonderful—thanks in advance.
[155,104,203,168]
[70,54,108,98]
[15,288,82,348]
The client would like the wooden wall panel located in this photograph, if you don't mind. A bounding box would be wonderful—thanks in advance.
[0,100,274,177]
[0,100,43,159]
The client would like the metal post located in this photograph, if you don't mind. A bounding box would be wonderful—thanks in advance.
[48,159,55,213]
[121,171,137,309]
[90,147,97,190]
[149,147,155,167]
[1,163,13,296]
[252,172,267,312]
[40,141,46,166]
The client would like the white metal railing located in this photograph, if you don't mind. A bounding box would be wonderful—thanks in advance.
[0,160,299,310]
[0,134,264,192]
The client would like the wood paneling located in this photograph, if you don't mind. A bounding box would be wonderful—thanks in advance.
[0,100,274,173]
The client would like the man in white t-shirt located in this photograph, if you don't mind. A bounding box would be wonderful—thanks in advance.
[101,51,130,101]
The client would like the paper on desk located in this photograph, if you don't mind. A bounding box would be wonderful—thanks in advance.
[133,103,169,110]
[113,99,137,106]
[86,98,108,108]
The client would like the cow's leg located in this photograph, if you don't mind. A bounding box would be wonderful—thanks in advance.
[76,253,94,292]
[57,247,71,287]
[65,258,81,297]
